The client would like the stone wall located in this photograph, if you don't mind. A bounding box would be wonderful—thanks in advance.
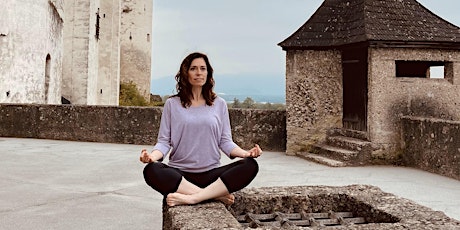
[401,116,460,181]
[0,104,286,151]
[284,50,343,155]
[368,48,460,160]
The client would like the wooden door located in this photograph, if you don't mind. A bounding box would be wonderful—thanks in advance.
[342,47,368,131]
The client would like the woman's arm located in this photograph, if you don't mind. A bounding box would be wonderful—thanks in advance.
[139,99,173,163]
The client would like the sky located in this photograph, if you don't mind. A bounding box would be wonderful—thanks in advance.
[150,0,460,92]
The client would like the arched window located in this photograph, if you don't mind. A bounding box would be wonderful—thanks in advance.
[44,54,51,103]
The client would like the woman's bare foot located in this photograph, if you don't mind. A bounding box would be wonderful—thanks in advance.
[166,193,198,206]
[215,194,235,205]
[166,193,234,206]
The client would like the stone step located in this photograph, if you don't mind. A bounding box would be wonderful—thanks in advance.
[296,152,347,167]
[326,135,372,151]
[311,143,359,162]
[327,128,369,141]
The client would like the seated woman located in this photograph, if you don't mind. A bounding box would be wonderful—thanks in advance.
[140,52,261,206]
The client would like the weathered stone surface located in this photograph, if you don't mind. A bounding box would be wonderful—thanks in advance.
[163,185,460,229]
[120,0,152,100]
[0,0,63,104]
[367,48,460,159]
[163,202,241,230]
[229,108,286,151]
[0,104,286,151]
[285,46,460,165]
[62,0,152,105]
[402,116,460,180]
[285,50,343,155]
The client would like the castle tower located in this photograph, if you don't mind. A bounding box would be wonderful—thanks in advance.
[62,0,151,105]
[0,0,64,104]
[120,0,152,99]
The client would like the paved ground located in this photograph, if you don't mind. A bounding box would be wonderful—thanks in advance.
[0,137,459,229]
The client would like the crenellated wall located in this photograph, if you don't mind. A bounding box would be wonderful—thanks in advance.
[0,104,286,151]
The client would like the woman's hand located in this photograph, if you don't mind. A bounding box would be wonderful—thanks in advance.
[139,149,164,163]
[139,149,153,163]
[247,144,263,158]
[230,144,263,158]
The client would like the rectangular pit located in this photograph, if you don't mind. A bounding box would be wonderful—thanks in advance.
[163,185,460,229]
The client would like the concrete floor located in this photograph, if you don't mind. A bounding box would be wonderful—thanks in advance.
[0,137,459,229]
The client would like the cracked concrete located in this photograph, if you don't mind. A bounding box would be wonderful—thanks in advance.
[0,137,459,229]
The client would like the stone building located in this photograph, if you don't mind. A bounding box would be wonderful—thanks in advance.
[0,0,151,105]
[279,0,460,164]
[62,0,152,105]
[120,0,153,100]
[0,0,64,104]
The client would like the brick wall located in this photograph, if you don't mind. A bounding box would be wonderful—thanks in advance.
[0,104,286,151]
[402,116,460,180]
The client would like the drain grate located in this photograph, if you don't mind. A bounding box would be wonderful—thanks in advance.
[237,211,366,228]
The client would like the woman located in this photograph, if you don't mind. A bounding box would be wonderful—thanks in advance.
[140,52,262,207]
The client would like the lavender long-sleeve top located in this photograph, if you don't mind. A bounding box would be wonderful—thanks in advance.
[153,96,238,173]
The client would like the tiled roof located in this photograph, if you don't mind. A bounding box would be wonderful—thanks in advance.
[279,0,460,50]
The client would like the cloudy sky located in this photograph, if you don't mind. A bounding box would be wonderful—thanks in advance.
[151,0,460,82]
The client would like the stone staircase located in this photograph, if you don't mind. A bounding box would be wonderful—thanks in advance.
[297,128,375,167]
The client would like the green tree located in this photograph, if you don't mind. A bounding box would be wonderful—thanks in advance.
[262,102,273,110]
[232,97,241,108]
[119,82,149,106]
[241,97,255,109]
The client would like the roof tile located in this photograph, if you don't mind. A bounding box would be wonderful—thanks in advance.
[279,0,460,49]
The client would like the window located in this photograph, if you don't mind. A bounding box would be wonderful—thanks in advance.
[95,8,100,40]
[396,61,445,79]
[44,54,51,103]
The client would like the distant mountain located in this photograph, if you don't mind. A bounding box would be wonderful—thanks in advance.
[151,76,177,96]
[151,73,286,103]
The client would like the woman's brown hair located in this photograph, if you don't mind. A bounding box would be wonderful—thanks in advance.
[174,52,217,108]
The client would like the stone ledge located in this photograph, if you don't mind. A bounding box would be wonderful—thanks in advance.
[163,201,240,230]
[163,185,460,229]
[0,104,286,151]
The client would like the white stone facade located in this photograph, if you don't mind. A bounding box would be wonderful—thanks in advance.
[120,0,153,99]
[0,0,64,104]
[1,0,152,105]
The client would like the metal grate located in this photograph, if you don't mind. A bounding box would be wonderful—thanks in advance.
[236,211,366,228]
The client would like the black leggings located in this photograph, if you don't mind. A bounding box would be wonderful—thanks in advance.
[143,158,259,196]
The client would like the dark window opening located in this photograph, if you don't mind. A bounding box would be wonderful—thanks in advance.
[147,33,150,42]
[396,61,445,79]
[95,8,100,40]
[44,54,51,103]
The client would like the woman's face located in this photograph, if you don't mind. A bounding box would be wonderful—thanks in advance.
[187,58,207,88]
